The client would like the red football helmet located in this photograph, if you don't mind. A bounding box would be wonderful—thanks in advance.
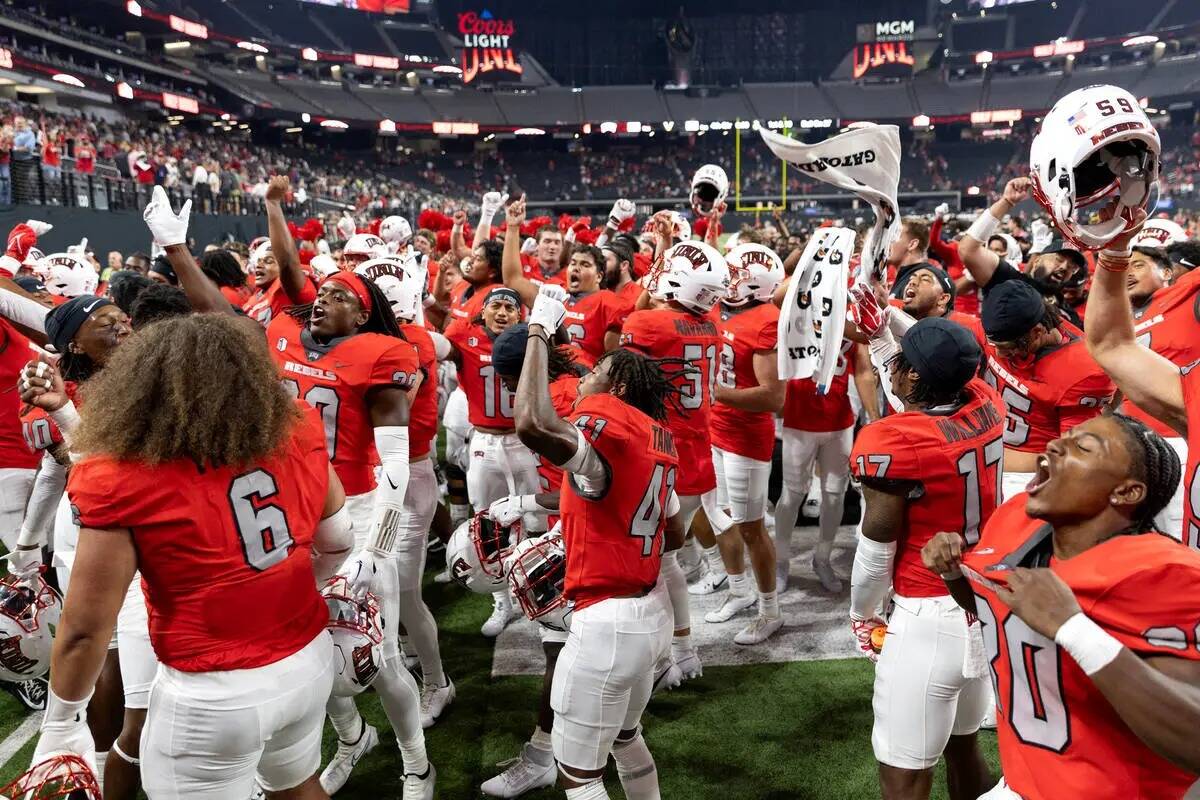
[0,753,100,800]
[470,510,522,579]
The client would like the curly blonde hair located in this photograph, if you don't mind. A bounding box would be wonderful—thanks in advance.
[72,313,301,467]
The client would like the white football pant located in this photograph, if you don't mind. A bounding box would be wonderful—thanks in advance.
[1158,436,1188,546]
[0,467,34,551]
[711,446,770,524]
[465,430,541,510]
[116,577,156,710]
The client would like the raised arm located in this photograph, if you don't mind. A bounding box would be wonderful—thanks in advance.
[514,286,579,465]
[957,178,1031,290]
[265,176,308,303]
[473,191,507,250]
[501,198,540,308]
[450,210,471,262]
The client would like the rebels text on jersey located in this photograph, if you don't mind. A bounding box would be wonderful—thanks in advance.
[561,290,631,367]
[1125,268,1200,437]
[69,404,330,672]
[445,319,516,430]
[399,322,439,460]
[620,308,719,495]
[267,314,419,496]
[982,331,1114,454]
[560,393,679,611]
[851,378,1007,597]
[711,302,778,462]
[963,498,1200,800]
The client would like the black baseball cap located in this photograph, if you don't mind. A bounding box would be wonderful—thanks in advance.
[900,316,981,393]
[13,276,45,294]
[45,296,112,353]
[1039,235,1086,271]
[982,280,1046,341]
[491,323,529,377]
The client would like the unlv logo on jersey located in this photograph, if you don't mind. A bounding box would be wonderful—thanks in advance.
[276,338,287,352]
[0,635,37,676]
[352,642,379,687]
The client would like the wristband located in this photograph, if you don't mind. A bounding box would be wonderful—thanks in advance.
[1054,612,1123,676]
[49,401,81,437]
[966,211,1001,243]
[1097,250,1132,273]
[1100,248,1132,260]
[45,687,91,724]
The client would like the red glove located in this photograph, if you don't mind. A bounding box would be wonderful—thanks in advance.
[849,284,886,339]
[850,617,886,663]
[6,223,37,263]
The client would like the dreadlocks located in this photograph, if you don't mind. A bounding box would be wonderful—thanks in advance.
[603,348,689,422]
[887,349,971,409]
[548,343,581,380]
[1107,411,1181,534]
[286,275,407,340]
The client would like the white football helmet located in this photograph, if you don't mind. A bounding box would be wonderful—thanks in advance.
[344,233,386,259]
[0,574,61,682]
[356,256,422,323]
[379,215,412,246]
[507,531,572,633]
[1030,85,1160,249]
[23,246,44,271]
[322,576,384,697]
[446,511,519,594]
[649,241,730,314]
[1132,218,1187,249]
[248,240,273,270]
[40,253,97,298]
[309,253,339,279]
[724,243,785,306]
[0,753,100,800]
[690,164,729,216]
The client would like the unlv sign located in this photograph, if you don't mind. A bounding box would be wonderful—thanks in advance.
[852,42,915,80]
[457,10,523,85]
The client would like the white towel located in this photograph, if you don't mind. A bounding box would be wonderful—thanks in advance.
[776,227,852,387]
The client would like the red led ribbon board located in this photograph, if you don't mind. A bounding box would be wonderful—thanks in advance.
[458,10,522,85]
[852,42,915,80]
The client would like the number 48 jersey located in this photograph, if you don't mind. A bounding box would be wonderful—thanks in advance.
[267,314,419,496]
[963,498,1200,800]
[850,378,1007,598]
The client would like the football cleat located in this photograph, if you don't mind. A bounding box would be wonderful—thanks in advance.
[687,570,728,596]
[734,614,784,646]
[813,558,843,594]
[402,763,436,800]
[480,594,518,638]
[704,592,756,624]
[652,658,683,695]
[419,679,455,729]
[319,723,379,795]
[480,744,556,798]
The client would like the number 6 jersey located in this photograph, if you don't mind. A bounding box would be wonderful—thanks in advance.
[68,403,330,672]
[963,498,1200,800]
[850,378,1007,598]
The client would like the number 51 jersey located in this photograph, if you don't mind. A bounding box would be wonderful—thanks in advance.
[963,498,1200,800]
[268,314,419,496]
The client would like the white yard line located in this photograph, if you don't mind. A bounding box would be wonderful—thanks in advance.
[0,711,42,767]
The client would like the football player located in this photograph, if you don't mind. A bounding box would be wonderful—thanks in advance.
[890,262,986,352]
[37,313,356,800]
[620,236,731,678]
[958,178,1115,501]
[434,238,506,326]
[923,412,1200,799]
[850,317,1004,800]
[708,243,786,643]
[502,198,630,367]
[444,287,537,637]
[242,177,318,327]
[515,284,685,800]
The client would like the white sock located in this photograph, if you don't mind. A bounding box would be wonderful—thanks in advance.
[566,780,610,800]
[728,571,749,597]
[671,633,692,657]
[94,751,107,793]
[759,590,779,618]
[449,502,470,527]
[492,590,511,611]
[327,696,364,744]
[529,725,554,763]
[398,734,429,777]
[702,544,726,577]
[613,734,661,800]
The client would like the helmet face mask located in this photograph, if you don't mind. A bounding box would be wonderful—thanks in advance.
[507,534,571,632]
[322,576,384,697]
[447,518,508,594]
[470,512,521,579]
[0,753,101,800]
[649,241,731,314]
[724,243,785,306]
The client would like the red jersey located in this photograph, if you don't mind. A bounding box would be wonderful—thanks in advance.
[267,315,419,496]
[560,392,678,611]
[561,290,630,367]
[963,498,1200,800]
[20,381,79,456]
[851,379,1006,597]
[784,339,857,433]
[68,405,330,672]
[445,319,515,430]
[947,310,987,355]
[400,323,439,460]
[1125,268,1200,437]
[616,280,644,307]
[536,374,581,493]
[1179,361,1200,548]
[711,301,778,462]
[982,330,1114,454]
[620,307,720,495]
[243,279,317,329]
[220,284,252,307]
[448,280,504,324]
[521,255,568,287]
[0,322,41,470]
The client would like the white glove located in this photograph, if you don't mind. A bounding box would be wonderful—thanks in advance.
[142,186,191,247]
[521,237,537,255]
[344,551,381,598]
[317,238,331,255]
[933,202,950,219]
[480,191,509,219]
[529,283,567,334]
[607,198,635,228]
[336,213,356,241]
[33,690,97,776]
[66,237,87,255]
[488,495,538,527]
[25,220,52,237]
[1031,219,1053,253]
[5,548,41,580]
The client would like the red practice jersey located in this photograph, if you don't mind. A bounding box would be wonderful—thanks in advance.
[267,315,419,496]
[982,330,1114,455]
[963,498,1200,800]
[851,378,1006,597]
[784,339,858,434]
[243,278,317,329]
[1125,269,1200,437]
[561,290,630,367]
[536,374,581,493]
[445,319,515,430]
[447,280,504,324]
[560,392,678,611]
[0,322,41,470]
[68,405,330,672]
[711,301,779,462]
[620,307,719,495]
[400,322,439,460]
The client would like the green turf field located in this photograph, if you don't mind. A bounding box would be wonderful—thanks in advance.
[0,569,1000,799]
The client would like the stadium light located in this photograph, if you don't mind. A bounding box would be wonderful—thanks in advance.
[164,41,191,51]
[967,186,980,196]
[974,51,993,65]
[514,127,546,135]
[684,120,700,132]
[320,119,349,129]
[625,122,643,133]
[599,121,618,134]
[126,0,142,16]
[51,73,85,88]
[432,65,462,74]
[1123,35,1158,47]
[301,48,319,62]
[115,82,134,99]
[912,114,931,128]
[379,119,397,133]
[285,127,302,134]
[237,41,269,54]
[301,112,311,123]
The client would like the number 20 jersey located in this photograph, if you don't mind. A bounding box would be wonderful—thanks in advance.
[268,314,419,496]
[560,393,679,612]
[963,498,1200,800]
[850,378,1006,598]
